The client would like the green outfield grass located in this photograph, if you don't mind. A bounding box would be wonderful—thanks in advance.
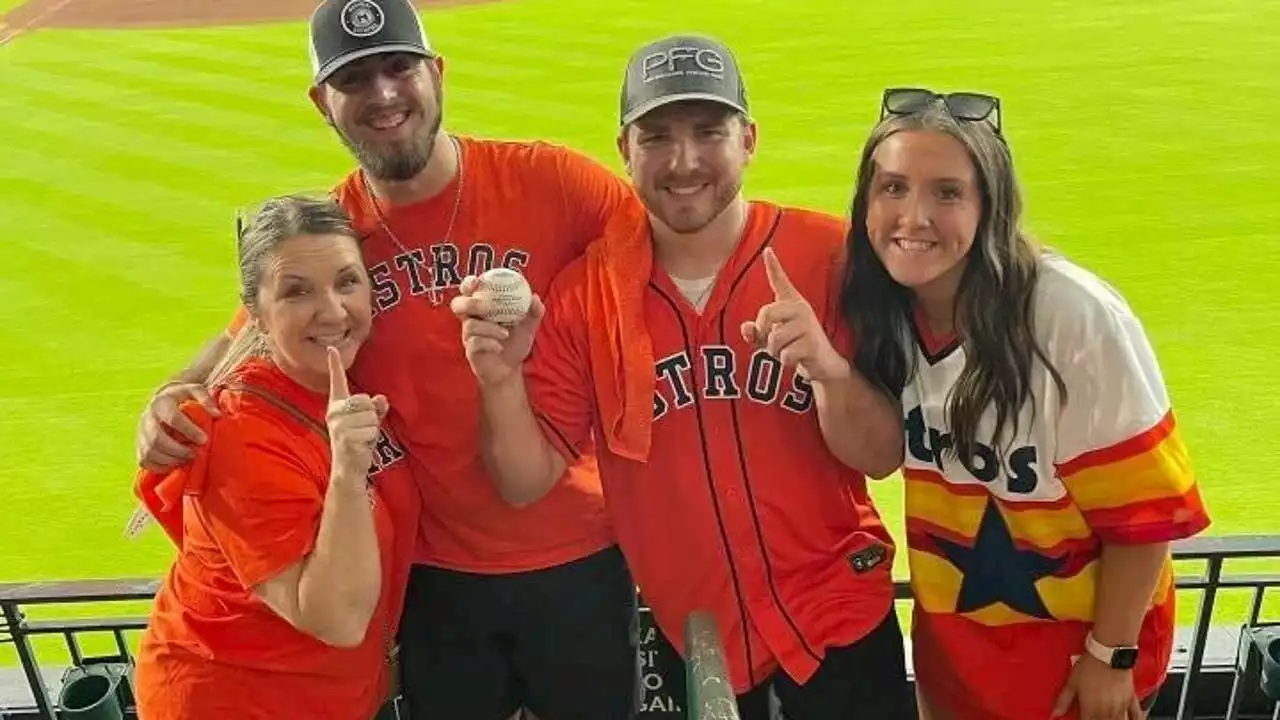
[1,0,1277,667]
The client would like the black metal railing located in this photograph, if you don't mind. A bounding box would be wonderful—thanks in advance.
[1161,536,1280,720]
[0,579,156,719]
[3,536,1279,719]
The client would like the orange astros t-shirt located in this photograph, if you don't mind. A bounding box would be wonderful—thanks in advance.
[526,201,897,693]
[228,137,634,573]
[134,358,419,720]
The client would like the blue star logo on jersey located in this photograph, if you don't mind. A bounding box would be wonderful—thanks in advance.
[932,499,1066,619]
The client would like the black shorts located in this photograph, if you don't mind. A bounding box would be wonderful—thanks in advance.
[395,545,639,720]
[736,609,914,720]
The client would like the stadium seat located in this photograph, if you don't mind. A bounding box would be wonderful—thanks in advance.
[56,661,129,720]
[1249,625,1280,702]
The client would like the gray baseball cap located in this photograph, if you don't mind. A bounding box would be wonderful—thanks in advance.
[619,34,749,126]
[309,0,436,85]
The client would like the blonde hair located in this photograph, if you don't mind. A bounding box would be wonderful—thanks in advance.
[205,194,357,388]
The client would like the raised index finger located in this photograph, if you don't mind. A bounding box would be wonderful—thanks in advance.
[763,248,800,301]
[327,346,350,400]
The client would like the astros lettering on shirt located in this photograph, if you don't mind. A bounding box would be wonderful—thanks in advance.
[527,200,897,693]
[223,136,636,574]
[902,253,1210,716]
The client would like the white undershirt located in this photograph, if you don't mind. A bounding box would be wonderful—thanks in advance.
[669,275,717,312]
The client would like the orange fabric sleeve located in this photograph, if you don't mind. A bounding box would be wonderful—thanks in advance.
[524,276,596,462]
[554,146,634,257]
[1057,412,1210,544]
[133,400,219,547]
[226,306,249,336]
[195,415,325,589]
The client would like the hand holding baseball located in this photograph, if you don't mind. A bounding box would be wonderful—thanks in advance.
[325,346,388,486]
[450,270,545,387]
[740,248,848,383]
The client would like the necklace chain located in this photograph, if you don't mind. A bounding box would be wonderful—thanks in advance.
[362,135,465,306]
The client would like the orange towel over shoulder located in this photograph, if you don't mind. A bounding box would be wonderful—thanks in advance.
[582,196,656,462]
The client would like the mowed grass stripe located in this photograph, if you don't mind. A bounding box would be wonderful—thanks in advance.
[0,115,300,230]
[7,23,315,71]
[0,236,226,392]
[2,56,329,142]
[2,173,231,291]
[59,25,317,70]
[0,84,340,196]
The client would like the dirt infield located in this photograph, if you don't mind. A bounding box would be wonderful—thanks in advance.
[0,0,489,44]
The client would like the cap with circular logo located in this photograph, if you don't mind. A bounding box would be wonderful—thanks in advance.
[619,34,748,126]
[308,0,435,84]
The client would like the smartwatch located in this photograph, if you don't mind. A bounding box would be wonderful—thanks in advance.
[1085,633,1139,670]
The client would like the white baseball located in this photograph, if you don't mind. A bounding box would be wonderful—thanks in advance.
[473,268,532,326]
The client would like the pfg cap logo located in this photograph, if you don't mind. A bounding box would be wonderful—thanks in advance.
[341,0,385,38]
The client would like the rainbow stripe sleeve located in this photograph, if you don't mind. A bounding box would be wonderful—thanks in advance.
[1053,304,1210,544]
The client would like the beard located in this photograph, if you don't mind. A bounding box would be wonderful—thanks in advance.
[336,108,442,183]
[639,176,742,235]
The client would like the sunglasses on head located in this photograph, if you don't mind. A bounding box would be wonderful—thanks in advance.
[880,88,1002,134]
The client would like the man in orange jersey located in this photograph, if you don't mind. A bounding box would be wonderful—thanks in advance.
[452,34,914,719]
[132,1,638,718]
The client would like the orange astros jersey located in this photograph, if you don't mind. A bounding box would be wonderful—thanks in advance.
[527,200,897,694]
[902,254,1211,719]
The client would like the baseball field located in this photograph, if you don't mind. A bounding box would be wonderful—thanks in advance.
[1,0,1277,667]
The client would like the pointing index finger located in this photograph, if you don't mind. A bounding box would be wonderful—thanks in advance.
[327,346,350,400]
[763,248,800,301]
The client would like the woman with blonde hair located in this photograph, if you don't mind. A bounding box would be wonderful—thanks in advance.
[132,195,419,719]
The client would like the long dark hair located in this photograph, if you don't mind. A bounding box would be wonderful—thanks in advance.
[839,105,1066,461]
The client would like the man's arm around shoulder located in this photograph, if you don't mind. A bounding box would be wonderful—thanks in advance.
[135,322,239,472]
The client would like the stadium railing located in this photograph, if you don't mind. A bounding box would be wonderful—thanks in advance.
[683,611,740,720]
[2,535,1279,720]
